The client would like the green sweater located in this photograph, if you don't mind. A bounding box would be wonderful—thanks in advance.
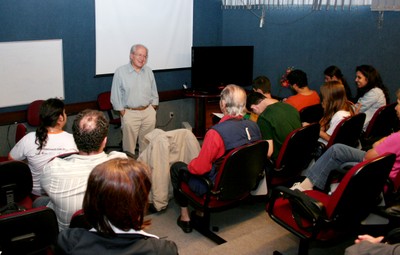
[257,102,301,160]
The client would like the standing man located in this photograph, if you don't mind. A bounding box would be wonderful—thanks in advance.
[111,44,159,155]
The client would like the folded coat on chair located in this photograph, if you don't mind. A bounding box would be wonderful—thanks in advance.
[138,129,201,211]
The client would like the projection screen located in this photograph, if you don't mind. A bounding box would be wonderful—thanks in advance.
[0,39,64,108]
[95,0,193,75]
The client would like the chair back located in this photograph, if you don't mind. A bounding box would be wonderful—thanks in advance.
[270,123,320,186]
[27,100,44,127]
[97,91,113,111]
[326,113,366,149]
[364,103,399,140]
[299,104,324,124]
[0,124,27,163]
[69,209,92,229]
[0,206,59,255]
[0,161,33,211]
[97,91,121,126]
[213,140,268,201]
[15,123,27,143]
[326,153,395,225]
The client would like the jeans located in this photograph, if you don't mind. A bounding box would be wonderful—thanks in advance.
[307,144,366,190]
[32,196,50,208]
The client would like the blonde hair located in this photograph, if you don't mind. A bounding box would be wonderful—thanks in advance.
[320,81,354,130]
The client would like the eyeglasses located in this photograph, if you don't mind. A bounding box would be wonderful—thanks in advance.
[133,53,148,59]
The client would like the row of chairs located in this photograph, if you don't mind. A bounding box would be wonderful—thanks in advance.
[1,101,398,253]
[174,103,399,245]
[300,102,400,150]
[169,104,378,244]
[0,145,396,254]
[267,104,399,254]
[0,160,58,254]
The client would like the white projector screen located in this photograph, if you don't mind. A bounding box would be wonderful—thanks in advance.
[0,40,64,108]
[95,0,193,75]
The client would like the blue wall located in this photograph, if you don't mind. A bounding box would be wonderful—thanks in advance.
[221,7,400,101]
[1,1,399,113]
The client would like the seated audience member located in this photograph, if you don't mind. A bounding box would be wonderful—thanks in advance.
[170,84,262,233]
[246,91,301,161]
[284,69,321,111]
[345,230,400,255]
[252,75,273,98]
[312,81,355,146]
[57,158,178,254]
[245,75,273,122]
[324,65,353,102]
[354,65,390,131]
[40,109,127,231]
[291,88,400,191]
[8,98,78,199]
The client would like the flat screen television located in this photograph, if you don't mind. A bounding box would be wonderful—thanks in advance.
[191,46,254,93]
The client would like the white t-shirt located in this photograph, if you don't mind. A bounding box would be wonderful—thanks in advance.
[9,131,78,196]
[318,110,351,145]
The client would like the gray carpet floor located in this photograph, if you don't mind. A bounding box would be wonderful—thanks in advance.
[143,198,355,255]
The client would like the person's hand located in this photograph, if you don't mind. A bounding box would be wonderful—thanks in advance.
[355,234,384,244]
[302,122,310,127]
[120,110,126,117]
[354,103,362,114]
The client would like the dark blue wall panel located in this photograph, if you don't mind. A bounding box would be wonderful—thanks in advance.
[221,7,400,101]
[1,0,399,113]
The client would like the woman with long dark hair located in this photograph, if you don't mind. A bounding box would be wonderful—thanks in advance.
[354,65,389,131]
[9,98,77,198]
[324,65,353,102]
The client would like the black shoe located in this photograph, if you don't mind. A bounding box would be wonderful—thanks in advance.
[146,204,159,215]
[177,216,192,233]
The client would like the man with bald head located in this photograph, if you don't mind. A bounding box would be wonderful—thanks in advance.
[40,109,127,231]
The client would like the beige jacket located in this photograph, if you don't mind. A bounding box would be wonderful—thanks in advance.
[138,129,201,211]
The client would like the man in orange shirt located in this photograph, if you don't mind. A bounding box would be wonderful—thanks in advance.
[284,69,320,111]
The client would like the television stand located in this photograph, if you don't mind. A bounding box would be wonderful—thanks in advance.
[184,90,221,138]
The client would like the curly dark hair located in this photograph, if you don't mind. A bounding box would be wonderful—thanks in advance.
[286,69,308,88]
[355,65,390,104]
[72,109,109,153]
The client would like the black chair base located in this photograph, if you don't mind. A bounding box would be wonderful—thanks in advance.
[191,211,226,245]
